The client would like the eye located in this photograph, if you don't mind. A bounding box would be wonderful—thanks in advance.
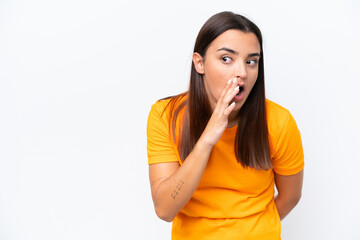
[246,59,258,66]
[221,56,233,64]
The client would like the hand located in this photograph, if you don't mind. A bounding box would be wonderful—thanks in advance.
[199,77,239,147]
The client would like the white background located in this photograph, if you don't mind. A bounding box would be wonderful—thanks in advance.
[1,0,359,239]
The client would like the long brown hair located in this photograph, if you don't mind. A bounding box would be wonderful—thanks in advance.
[163,11,271,170]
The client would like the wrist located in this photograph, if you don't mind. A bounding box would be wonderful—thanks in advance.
[195,136,214,153]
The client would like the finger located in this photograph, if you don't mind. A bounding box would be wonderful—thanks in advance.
[222,101,236,118]
[219,79,239,110]
[223,85,239,104]
[214,77,234,112]
[217,77,237,106]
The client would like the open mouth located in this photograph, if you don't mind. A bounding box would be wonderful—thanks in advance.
[237,86,244,96]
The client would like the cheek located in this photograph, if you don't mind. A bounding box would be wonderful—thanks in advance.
[247,69,259,88]
[205,64,231,89]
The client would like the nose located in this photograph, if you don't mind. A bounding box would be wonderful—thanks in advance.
[234,61,247,80]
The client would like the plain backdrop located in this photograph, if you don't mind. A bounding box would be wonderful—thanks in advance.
[1,0,360,239]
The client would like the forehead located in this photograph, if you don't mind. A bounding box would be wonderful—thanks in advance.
[207,29,260,54]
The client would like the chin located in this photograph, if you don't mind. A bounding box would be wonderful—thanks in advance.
[232,102,244,113]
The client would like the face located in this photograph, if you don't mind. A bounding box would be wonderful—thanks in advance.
[193,29,261,116]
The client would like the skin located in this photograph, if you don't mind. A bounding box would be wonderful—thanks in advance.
[149,29,303,222]
[192,29,260,127]
[275,170,304,220]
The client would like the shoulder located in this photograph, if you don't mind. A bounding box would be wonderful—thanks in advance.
[147,97,183,165]
[150,98,172,117]
[148,93,187,128]
[266,99,291,123]
[150,94,187,120]
[266,99,299,148]
[266,99,296,134]
[147,98,173,133]
[266,99,304,175]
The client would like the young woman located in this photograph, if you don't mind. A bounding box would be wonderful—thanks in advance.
[147,11,304,239]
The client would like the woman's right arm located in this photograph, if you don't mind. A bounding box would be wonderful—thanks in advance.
[149,77,239,222]
[149,139,212,222]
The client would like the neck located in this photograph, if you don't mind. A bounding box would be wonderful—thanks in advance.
[227,111,239,128]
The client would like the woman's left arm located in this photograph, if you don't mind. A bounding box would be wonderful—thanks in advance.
[274,170,304,220]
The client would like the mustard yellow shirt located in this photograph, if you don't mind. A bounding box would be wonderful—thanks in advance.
[147,98,304,240]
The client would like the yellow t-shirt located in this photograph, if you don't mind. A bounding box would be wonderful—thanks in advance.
[147,97,304,240]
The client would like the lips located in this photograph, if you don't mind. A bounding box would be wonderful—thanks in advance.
[233,84,245,102]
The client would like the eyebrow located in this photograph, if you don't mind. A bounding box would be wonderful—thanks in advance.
[217,47,261,57]
[217,47,239,55]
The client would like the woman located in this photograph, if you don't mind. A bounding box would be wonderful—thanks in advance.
[147,11,304,239]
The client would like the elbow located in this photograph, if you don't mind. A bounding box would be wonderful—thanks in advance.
[155,206,175,222]
[276,192,302,208]
[294,192,302,203]
[289,192,302,208]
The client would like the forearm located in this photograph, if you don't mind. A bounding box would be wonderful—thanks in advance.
[152,139,213,222]
[274,193,301,220]
[274,170,303,220]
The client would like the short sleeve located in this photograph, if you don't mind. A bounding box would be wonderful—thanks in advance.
[271,113,304,175]
[147,101,179,165]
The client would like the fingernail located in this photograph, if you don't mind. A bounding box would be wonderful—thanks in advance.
[227,79,232,84]
[233,78,237,83]
[234,86,239,91]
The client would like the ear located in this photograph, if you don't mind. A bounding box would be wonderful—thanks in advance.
[192,52,205,74]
